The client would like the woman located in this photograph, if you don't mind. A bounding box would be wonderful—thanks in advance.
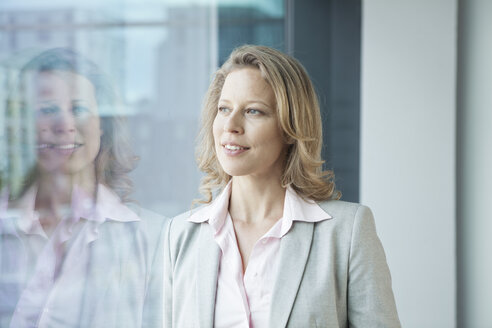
[0,49,166,327]
[164,45,400,327]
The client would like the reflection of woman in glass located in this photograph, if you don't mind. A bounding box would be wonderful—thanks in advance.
[0,49,166,327]
[165,45,400,327]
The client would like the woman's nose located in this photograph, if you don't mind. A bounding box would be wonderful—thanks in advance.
[223,111,244,134]
[52,111,76,134]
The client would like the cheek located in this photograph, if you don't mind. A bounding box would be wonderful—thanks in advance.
[35,121,47,133]
[81,116,100,131]
[259,123,283,144]
[86,134,101,164]
[264,128,286,157]
[35,116,53,132]
[212,117,222,144]
[79,118,101,145]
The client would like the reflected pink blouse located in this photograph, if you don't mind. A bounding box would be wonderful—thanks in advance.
[188,181,331,328]
[0,184,139,327]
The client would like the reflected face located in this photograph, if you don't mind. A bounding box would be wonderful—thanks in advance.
[30,70,102,175]
[213,67,286,178]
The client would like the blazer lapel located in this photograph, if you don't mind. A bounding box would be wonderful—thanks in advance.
[78,222,120,327]
[196,223,221,328]
[269,221,314,327]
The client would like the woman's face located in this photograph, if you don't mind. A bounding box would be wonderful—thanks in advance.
[213,67,286,179]
[29,70,102,175]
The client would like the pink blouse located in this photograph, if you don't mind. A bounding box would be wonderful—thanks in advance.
[188,181,331,327]
[0,184,139,327]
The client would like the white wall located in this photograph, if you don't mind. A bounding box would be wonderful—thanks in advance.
[459,0,492,326]
[360,1,457,327]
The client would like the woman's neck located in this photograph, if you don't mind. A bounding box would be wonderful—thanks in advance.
[34,166,97,234]
[229,175,286,224]
[36,173,73,209]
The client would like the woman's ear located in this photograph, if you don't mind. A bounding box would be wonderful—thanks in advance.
[285,135,295,145]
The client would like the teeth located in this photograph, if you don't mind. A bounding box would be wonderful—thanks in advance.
[36,143,81,150]
[55,144,79,150]
[224,144,246,151]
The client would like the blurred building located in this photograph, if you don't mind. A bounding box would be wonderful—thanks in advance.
[218,5,284,64]
[0,7,125,195]
[129,5,217,214]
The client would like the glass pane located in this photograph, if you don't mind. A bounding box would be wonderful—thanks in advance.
[0,0,284,326]
[218,0,285,63]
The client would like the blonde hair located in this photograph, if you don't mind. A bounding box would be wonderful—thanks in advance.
[196,45,339,203]
[3,48,137,202]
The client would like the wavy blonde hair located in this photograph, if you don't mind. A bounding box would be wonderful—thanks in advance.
[3,48,137,202]
[196,45,339,203]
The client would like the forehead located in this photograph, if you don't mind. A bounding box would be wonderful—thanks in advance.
[220,67,275,102]
[27,70,96,99]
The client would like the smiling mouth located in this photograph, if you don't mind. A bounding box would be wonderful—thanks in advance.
[222,144,250,156]
[223,144,250,151]
[36,143,83,150]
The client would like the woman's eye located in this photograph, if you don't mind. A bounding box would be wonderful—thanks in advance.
[218,106,231,113]
[72,105,90,116]
[247,108,262,115]
[39,105,59,115]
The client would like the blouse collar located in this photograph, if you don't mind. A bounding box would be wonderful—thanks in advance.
[188,180,331,238]
[0,184,139,237]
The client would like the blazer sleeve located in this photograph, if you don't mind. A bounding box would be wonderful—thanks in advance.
[142,218,169,327]
[163,218,174,328]
[347,205,401,328]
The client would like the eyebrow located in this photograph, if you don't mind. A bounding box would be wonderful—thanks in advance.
[218,99,272,108]
[36,100,56,105]
[35,99,91,106]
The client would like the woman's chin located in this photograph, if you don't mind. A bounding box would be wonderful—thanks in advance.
[221,166,251,178]
[37,160,95,177]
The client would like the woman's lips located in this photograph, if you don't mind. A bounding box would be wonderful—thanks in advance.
[36,143,83,155]
[222,143,250,156]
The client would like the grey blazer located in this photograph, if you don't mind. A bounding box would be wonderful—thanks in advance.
[0,204,168,328]
[164,200,401,328]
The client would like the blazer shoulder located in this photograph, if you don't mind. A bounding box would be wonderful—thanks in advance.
[315,200,377,237]
[127,203,170,228]
[170,207,202,230]
[166,207,205,248]
[317,199,372,221]
[120,204,170,247]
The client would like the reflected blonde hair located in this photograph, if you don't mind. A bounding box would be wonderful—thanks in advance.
[196,45,339,203]
[4,48,137,202]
